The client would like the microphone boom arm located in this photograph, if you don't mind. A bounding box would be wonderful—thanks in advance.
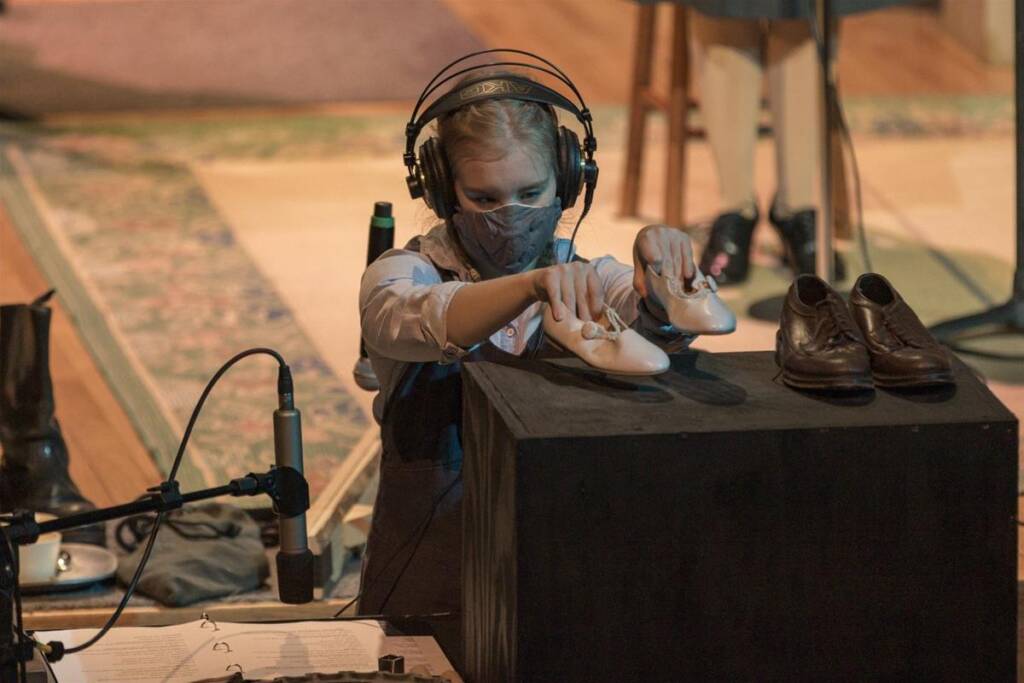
[0,466,310,676]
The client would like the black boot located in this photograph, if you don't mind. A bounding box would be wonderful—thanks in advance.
[0,290,105,546]
[697,205,760,286]
[769,200,846,281]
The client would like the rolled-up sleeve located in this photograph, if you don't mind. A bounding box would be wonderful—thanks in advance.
[359,249,473,363]
[591,255,696,353]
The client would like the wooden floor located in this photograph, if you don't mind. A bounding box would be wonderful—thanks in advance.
[0,0,1018,543]
[0,206,161,507]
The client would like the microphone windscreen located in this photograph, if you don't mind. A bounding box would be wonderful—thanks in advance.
[277,548,314,604]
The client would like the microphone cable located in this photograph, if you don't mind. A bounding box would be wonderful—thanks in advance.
[332,471,461,619]
[45,347,288,659]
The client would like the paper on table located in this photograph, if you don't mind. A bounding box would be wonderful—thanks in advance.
[40,618,389,683]
[210,620,385,680]
[42,625,208,683]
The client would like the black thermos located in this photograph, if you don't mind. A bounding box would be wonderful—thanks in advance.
[353,202,395,391]
[366,201,395,268]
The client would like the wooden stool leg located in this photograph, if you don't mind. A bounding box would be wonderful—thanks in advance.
[665,5,689,228]
[620,4,656,218]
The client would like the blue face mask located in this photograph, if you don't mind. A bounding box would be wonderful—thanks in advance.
[450,201,563,279]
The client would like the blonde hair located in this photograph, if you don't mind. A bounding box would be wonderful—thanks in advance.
[436,70,558,180]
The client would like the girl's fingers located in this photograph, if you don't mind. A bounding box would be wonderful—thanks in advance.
[545,271,565,321]
[679,233,695,281]
[631,240,648,298]
[640,233,663,274]
[663,231,680,280]
[667,232,684,280]
[633,270,647,299]
[573,267,592,322]
[586,267,605,319]
[560,269,577,322]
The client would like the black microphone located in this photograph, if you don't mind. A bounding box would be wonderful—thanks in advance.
[273,365,314,604]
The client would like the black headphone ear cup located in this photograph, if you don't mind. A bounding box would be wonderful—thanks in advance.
[556,126,583,210]
[419,137,456,220]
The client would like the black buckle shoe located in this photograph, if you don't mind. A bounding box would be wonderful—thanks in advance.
[769,203,846,281]
[698,208,759,286]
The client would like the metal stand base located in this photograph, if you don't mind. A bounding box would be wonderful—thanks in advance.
[929,0,1024,358]
[929,294,1024,359]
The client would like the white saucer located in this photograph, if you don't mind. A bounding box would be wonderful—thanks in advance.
[20,543,118,594]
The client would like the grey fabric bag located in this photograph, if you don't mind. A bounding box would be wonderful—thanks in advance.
[116,503,270,607]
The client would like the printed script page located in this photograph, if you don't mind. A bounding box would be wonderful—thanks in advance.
[40,618,389,682]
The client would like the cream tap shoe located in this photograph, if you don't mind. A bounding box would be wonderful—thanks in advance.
[644,264,736,335]
[542,303,670,376]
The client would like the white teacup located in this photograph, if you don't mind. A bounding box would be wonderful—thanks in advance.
[17,513,65,584]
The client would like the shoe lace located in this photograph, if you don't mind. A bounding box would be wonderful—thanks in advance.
[581,305,628,341]
[814,296,861,348]
[884,303,931,348]
[664,272,717,298]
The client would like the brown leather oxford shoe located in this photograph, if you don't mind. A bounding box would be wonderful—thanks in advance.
[776,275,873,391]
[848,273,954,388]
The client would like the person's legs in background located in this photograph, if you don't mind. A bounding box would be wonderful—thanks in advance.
[692,12,763,286]
[765,18,846,278]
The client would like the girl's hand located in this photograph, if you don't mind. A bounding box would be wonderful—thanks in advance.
[530,262,606,322]
[632,224,696,298]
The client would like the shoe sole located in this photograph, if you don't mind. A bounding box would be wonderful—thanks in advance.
[779,369,874,392]
[872,371,955,389]
[775,349,873,392]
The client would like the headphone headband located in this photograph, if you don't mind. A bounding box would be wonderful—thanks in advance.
[404,50,597,171]
[410,74,586,152]
[411,48,585,120]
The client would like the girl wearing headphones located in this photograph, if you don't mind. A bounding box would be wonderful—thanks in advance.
[357,59,696,663]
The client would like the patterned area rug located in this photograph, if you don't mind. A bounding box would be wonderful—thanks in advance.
[0,117,386,497]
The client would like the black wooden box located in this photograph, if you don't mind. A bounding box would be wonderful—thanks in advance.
[460,351,1018,682]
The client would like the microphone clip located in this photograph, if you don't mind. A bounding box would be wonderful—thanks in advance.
[146,480,184,513]
[239,467,309,518]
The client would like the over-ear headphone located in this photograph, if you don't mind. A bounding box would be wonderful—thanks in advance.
[404,49,599,224]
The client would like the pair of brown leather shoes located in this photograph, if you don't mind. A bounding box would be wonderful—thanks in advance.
[776,273,954,391]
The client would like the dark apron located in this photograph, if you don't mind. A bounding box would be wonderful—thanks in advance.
[357,250,545,667]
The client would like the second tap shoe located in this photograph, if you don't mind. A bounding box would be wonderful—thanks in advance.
[848,273,954,388]
[644,265,736,335]
[776,274,873,391]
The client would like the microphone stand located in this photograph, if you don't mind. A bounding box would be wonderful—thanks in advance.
[815,0,836,284]
[0,467,309,683]
[929,0,1024,352]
